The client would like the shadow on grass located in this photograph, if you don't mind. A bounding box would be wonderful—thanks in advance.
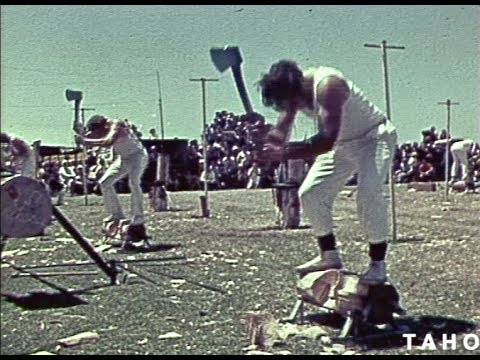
[189,215,210,219]
[214,225,312,239]
[1,290,88,310]
[0,283,112,311]
[118,241,183,253]
[164,207,193,213]
[245,225,312,232]
[306,312,478,349]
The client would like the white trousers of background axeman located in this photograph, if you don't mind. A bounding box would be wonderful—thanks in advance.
[450,139,473,181]
[99,150,148,225]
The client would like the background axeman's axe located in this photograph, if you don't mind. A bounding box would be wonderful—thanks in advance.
[210,46,254,114]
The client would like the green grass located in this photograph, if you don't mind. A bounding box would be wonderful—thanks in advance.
[1,185,479,355]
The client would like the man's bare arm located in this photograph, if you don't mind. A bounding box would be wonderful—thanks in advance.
[266,106,298,145]
[314,75,350,150]
[281,76,350,160]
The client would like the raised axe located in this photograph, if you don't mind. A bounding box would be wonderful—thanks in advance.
[210,46,253,114]
[210,46,266,159]
[210,46,271,153]
[209,45,298,151]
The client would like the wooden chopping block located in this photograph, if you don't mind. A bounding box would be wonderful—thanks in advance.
[297,270,405,322]
[1,176,52,238]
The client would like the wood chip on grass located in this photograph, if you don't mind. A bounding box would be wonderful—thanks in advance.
[57,331,99,347]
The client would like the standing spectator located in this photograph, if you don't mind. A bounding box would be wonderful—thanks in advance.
[200,162,218,191]
[246,161,261,189]
[58,160,76,193]
[149,128,159,139]
[85,150,98,168]
[88,157,108,194]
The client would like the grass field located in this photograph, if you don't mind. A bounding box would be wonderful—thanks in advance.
[1,184,479,355]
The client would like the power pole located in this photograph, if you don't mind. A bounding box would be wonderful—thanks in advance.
[189,77,219,217]
[152,71,169,211]
[364,40,405,243]
[80,107,96,206]
[156,70,165,141]
[437,99,460,201]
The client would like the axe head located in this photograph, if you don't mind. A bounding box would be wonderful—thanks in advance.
[210,46,243,73]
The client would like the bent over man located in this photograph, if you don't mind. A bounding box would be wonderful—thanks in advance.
[257,60,397,285]
[1,132,36,178]
[80,115,149,242]
[450,138,475,182]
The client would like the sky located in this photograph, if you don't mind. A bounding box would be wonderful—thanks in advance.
[1,5,479,147]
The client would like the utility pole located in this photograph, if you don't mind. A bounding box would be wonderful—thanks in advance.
[189,77,219,217]
[80,107,96,206]
[156,70,165,141]
[364,40,405,243]
[437,99,460,201]
[152,70,169,211]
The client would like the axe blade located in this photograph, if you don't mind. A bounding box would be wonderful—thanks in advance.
[210,46,243,73]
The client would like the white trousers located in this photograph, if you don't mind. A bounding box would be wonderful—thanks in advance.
[450,140,473,181]
[299,121,397,244]
[99,150,148,225]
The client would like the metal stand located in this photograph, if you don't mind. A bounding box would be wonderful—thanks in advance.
[52,206,119,284]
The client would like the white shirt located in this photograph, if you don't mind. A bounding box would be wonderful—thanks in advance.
[302,66,389,143]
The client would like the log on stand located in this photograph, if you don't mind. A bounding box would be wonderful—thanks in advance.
[286,269,406,340]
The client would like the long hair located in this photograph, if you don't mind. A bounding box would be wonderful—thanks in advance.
[86,115,108,133]
[257,60,303,112]
[0,132,12,144]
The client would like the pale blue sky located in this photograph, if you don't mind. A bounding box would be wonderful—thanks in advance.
[1,5,479,147]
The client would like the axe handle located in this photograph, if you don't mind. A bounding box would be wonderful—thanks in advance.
[231,65,253,114]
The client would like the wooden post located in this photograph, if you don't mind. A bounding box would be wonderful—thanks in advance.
[364,40,405,243]
[437,99,460,200]
[189,77,218,218]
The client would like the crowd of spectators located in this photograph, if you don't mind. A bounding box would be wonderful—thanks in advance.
[163,110,276,191]
[392,126,480,187]
[37,149,109,204]
[33,115,479,198]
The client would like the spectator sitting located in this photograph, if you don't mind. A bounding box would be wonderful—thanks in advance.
[416,157,435,182]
